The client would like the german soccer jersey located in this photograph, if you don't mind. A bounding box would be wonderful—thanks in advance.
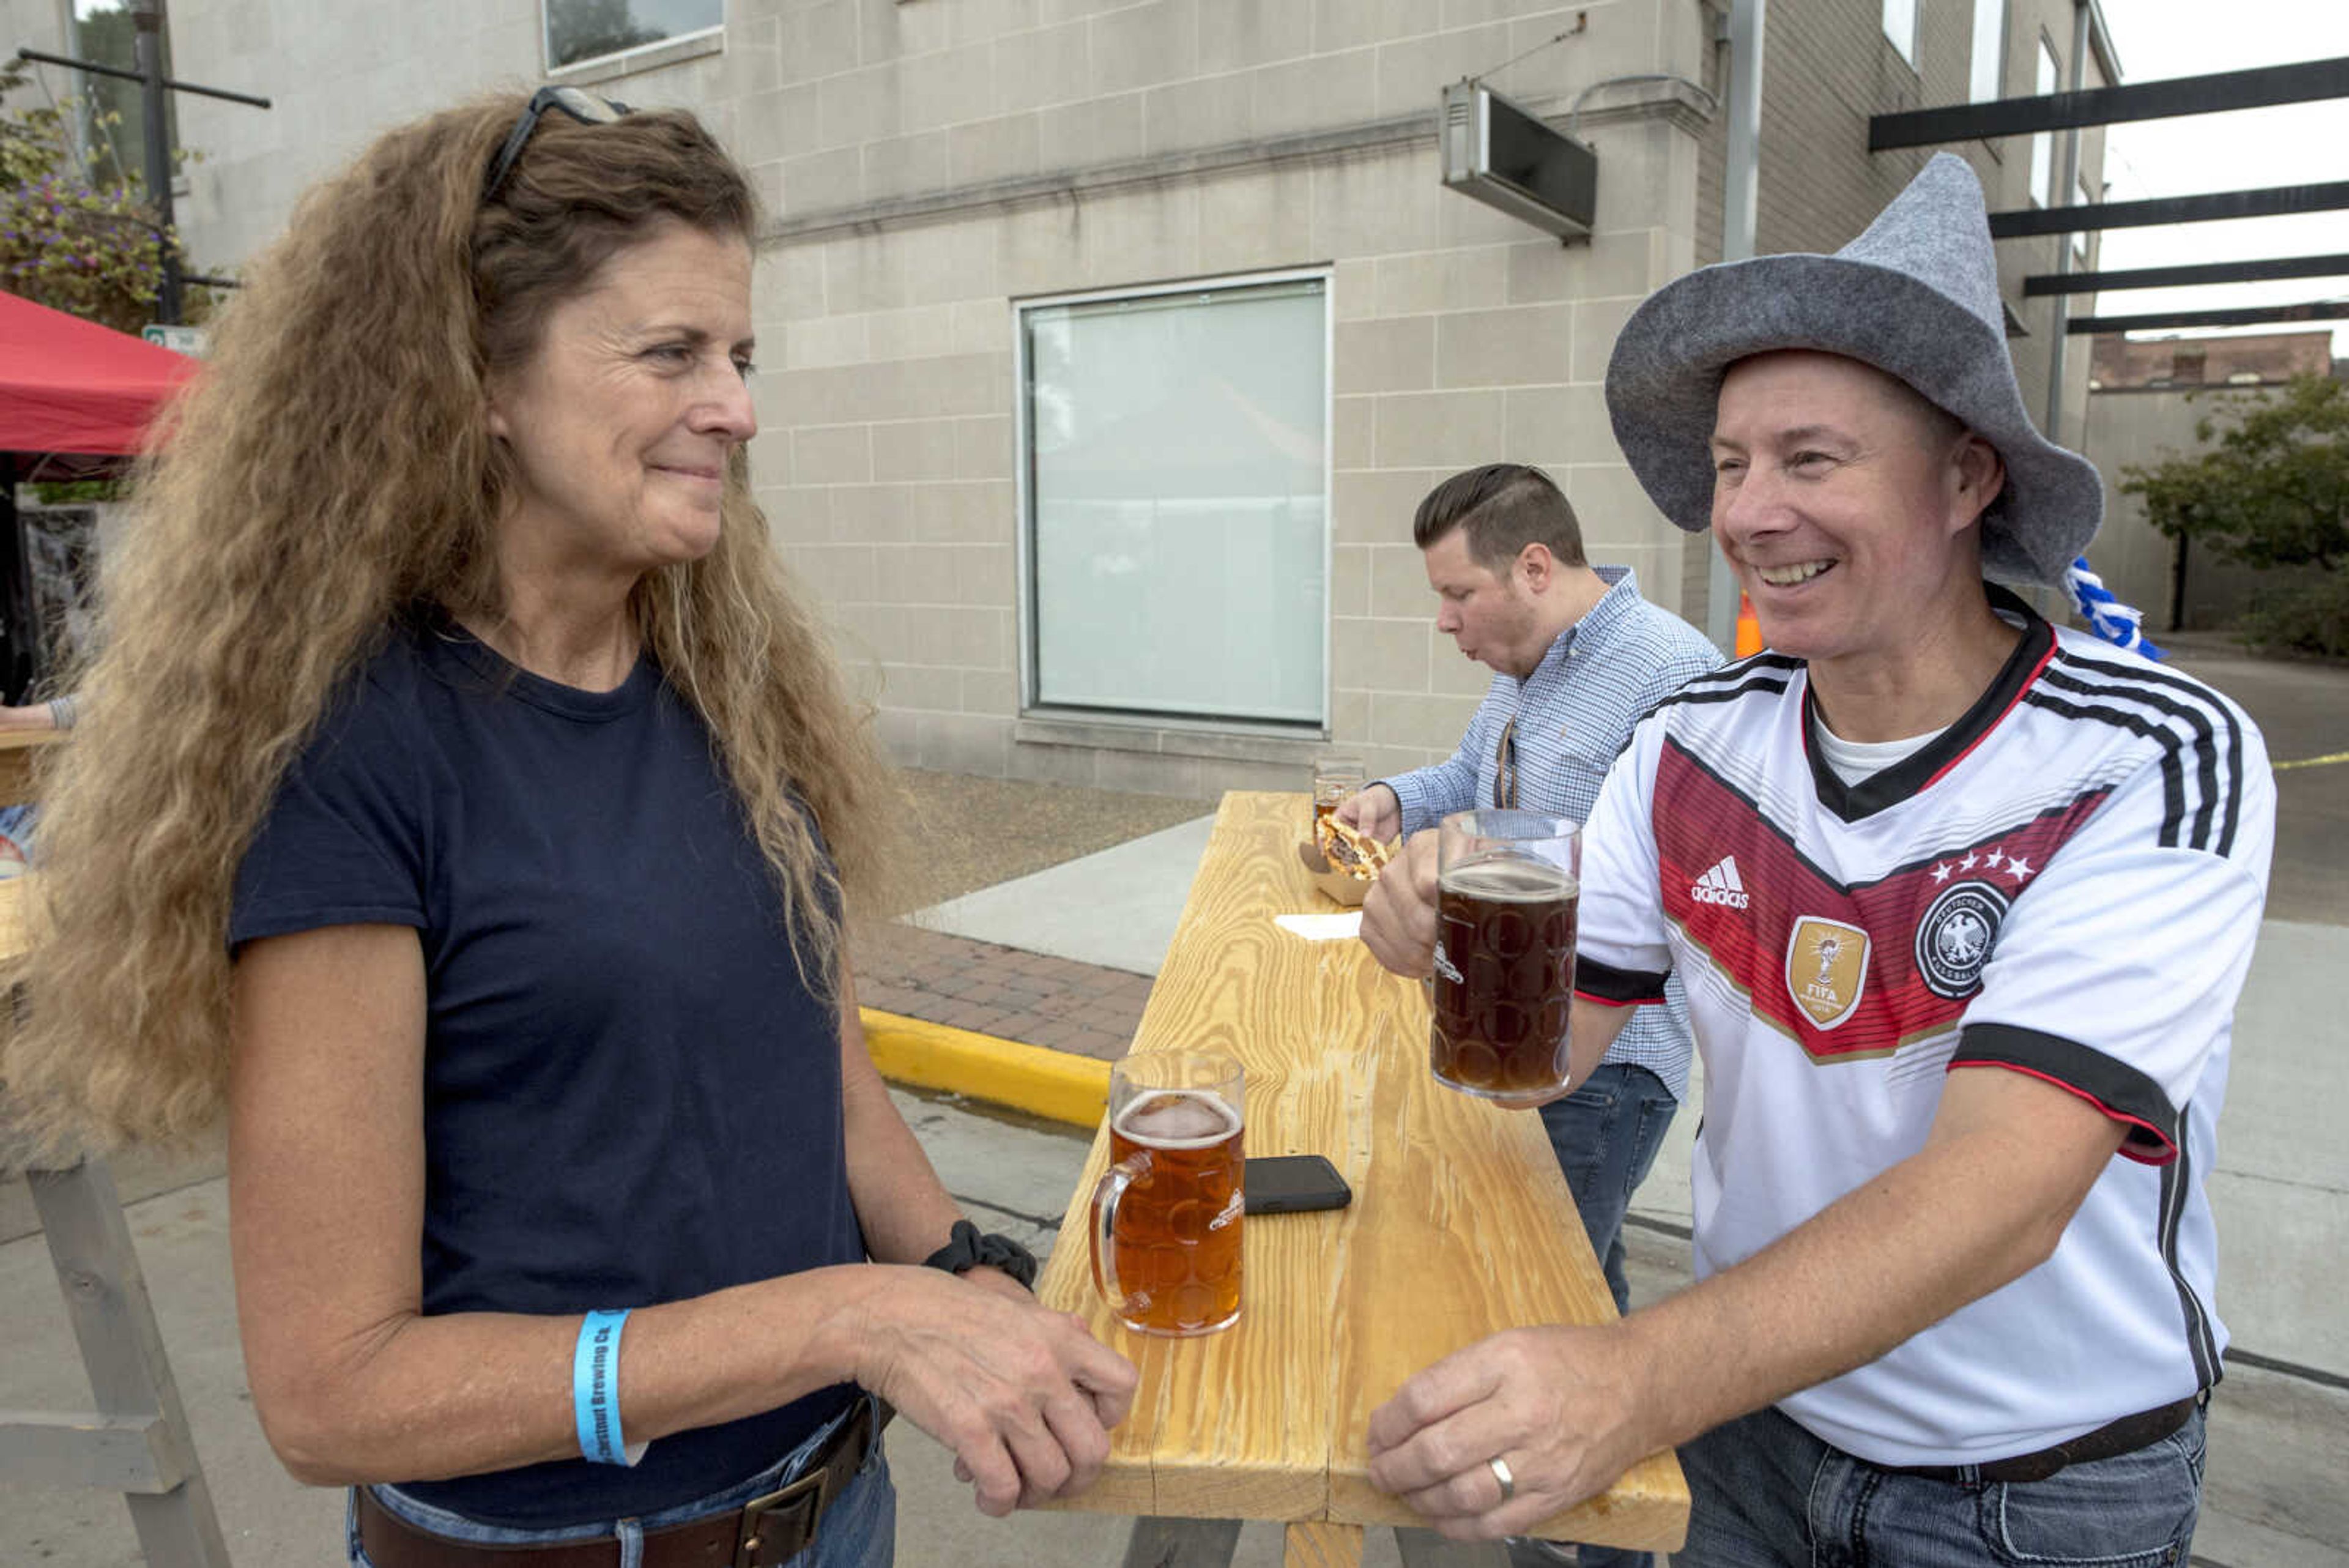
[1575,593,2274,1467]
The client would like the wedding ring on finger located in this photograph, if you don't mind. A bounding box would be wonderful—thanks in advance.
[1488,1454,1516,1503]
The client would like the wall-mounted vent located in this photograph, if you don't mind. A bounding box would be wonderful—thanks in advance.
[1439,81,1599,242]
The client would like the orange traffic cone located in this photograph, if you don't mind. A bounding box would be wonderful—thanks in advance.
[1734,592,1763,658]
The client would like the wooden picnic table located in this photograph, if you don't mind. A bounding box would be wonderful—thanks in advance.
[0,872,28,958]
[1034,791,1689,1562]
[0,728,63,806]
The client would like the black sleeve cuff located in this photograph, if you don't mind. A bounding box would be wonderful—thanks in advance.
[1950,1024,2182,1164]
[1574,954,1671,1006]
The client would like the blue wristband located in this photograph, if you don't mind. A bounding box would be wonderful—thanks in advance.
[573,1309,642,1466]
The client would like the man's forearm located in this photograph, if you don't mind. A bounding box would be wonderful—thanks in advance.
[1567,999,1633,1086]
[1608,1096,2121,1459]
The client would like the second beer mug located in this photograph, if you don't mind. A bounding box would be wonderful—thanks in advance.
[1311,755,1365,844]
[1090,1052,1245,1337]
[1430,809,1581,1109]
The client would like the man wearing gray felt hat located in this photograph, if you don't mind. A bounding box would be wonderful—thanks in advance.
[1359,154,2271,1566]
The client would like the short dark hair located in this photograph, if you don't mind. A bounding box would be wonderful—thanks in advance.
[1411,464,1587,574]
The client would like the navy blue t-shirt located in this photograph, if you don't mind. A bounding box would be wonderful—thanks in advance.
[229,617,864,1527]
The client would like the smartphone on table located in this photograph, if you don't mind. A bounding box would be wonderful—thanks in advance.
[1243,1153,1353,1215]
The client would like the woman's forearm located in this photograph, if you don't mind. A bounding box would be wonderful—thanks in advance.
[249,1261,899,1487]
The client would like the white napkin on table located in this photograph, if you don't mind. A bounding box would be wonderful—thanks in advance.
[1274,911,1363,942]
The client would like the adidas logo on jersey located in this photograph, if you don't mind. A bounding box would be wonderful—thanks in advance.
[1691,856,1751,910]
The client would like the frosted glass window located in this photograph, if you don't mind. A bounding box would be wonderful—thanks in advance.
[1023,280,1329,725]
[2031,40,2060,207]
[546,0,722,70]
[1882,0,1918,66]
[1969,0,2006,103]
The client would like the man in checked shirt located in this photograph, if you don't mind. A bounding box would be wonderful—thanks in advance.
[1340,476,1717,1354]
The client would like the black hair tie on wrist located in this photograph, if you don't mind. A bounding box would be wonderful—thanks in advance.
[919,1219,1040,1290]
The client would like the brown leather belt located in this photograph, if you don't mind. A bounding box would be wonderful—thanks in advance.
[1889,1395,2197,1485]
[356,1399,887,1568]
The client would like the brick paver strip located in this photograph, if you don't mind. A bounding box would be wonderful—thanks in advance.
[856,926,1148,1065]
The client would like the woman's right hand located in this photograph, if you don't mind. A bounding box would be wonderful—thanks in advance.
[852,1266,1137,1517]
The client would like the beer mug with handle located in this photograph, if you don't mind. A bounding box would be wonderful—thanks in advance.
[1090,1051,1245,1337]
[1430,809,1582,1108]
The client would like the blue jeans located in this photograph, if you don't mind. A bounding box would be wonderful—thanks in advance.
[347,1398,896,1568]
[1540,1062,1678,1318]
[1676,1402,2206,1567]
[1507,1063,1679,1568]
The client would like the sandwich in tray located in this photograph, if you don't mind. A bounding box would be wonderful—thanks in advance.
[1315,811,1394,881]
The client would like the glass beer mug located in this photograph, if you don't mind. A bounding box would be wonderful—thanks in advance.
[1429,809,1582,1109]
[1312,755,1365,846]
[1089,1051,1245,1337]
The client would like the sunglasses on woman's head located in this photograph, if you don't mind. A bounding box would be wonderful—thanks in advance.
[482,86,633,203]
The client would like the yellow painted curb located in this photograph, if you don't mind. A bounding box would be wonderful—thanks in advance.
[859,1008,1111,1129]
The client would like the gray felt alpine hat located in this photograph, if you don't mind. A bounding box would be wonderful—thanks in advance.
[1603,152,2101,590]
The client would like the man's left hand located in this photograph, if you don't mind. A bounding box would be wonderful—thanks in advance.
[1366,1326,1657,1541]
[1360,828,1441,979]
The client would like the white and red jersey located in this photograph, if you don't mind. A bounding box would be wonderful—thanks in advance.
[1576,596,2274,1467]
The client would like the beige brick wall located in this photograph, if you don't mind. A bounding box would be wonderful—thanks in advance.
[743,1,1715,796]
[155,0,1727,797]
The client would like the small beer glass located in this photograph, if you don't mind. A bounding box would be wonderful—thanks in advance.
[1311,755,1366,848]
[1429,809,1581,1109]
[1090,1051,1245,1337]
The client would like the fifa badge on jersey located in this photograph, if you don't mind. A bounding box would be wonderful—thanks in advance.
[1915,881,2009,999]
[1786,917,1869,1030]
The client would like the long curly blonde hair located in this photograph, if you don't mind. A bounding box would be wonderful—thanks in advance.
[2,97,902,1157]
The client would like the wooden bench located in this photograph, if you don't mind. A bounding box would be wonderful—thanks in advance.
[1,874,235,1566]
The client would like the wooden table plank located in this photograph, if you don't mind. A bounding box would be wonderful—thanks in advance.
[1034,793,1688,1552]
[0,730,63,806]
[0,874,33,964]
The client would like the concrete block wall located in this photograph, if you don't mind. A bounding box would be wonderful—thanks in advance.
[746,0,1715,797]
[124,0,1720,798]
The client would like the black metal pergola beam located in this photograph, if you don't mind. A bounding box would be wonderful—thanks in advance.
[15,45,273,109]
[2067,299,2349,335]
[1990,180,2349,239]
[1871,56,2349,150]
[2026,253,2349,296]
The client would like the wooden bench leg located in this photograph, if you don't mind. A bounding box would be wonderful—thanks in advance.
[1283,1522,1364,1568]
[28,1157,234,1568]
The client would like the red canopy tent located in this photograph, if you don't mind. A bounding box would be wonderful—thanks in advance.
[1,288,198,458]
[0,289,198,699]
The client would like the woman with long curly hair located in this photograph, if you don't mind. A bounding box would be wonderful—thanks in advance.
[2,91,1134,1566]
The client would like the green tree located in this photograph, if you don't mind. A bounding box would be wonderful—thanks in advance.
[0,57,181,335]
[2121,374,2349,657]
[547,0,662,69]
[70,1,179,193]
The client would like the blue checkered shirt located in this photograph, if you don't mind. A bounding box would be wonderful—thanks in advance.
[1379,567,1721,1099]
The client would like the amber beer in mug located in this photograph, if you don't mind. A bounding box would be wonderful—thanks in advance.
[1430,809,1581,1108]
[1089,1052,1244,1337]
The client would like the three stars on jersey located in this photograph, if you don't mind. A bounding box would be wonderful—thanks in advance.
[1926,847,2035,885]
